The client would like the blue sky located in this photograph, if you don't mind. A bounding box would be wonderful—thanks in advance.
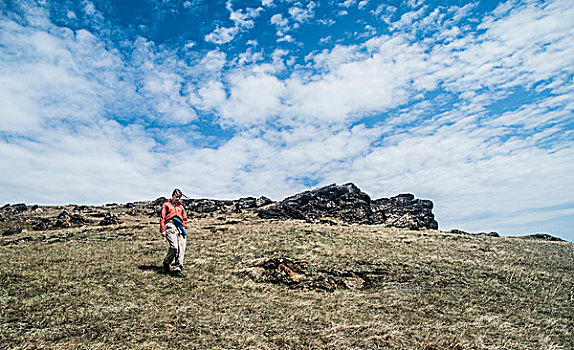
[1,0,573,240]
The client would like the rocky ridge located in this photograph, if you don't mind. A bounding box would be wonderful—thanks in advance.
[1,183,567,240]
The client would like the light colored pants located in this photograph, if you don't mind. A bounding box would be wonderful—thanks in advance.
[163,222,186,271]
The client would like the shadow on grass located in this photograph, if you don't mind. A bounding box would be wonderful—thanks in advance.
[138,265,167,275]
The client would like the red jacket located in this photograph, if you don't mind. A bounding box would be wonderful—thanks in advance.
[160,199,187,233]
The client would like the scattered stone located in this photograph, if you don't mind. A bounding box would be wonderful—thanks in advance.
[245,258,387,292]
[2,227,22,236]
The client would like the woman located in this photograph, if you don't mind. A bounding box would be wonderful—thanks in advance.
[160,189,188,278]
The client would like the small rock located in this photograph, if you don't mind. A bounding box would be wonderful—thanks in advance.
[99,213,121,226]
[245,267,267,282]
[3,227,22,236]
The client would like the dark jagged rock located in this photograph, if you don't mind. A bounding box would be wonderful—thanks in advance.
[234,196,275,212]
[371,194,438,230]
[257,183,438,230]
[181,196,274,215]
[1,203,28,216]
[152,197,168,207]
[450,229,468,234]
[99,213,121,226]
[183,199,229,213]
[258,183,374,224]
[54,211,90,228]
[33,218,51,231]
[482,231,500,237]
[73,205,90,212]
[235,197,258,210]
[256,196,274,207]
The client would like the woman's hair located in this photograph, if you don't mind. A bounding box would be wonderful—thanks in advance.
[172,188,183,197]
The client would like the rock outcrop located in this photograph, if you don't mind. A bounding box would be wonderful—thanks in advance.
[181,196,274,214]
[257,183,438,230]
[372,194,438,230]
[1,203,28,216]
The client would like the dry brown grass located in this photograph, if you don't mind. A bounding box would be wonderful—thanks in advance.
[1,211,572,349]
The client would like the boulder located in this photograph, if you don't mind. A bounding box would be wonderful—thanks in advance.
[54,211,90,228]
[2,227,22,236]
[255,196,274,207]
[152,197,168,207]
[371,194,438,230]
[234,196,275,212]
[99,213,121,226]
[1,203,28,216]
[184,199,227,213]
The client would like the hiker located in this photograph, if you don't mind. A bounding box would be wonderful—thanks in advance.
[160,189,188,278]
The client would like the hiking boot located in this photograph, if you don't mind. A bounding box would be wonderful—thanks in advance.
[162,262,170,274]
[172,270,184,278]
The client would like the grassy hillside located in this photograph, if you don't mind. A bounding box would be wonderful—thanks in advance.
[1,207,572,349]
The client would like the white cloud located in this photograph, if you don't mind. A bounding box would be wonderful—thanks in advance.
[277,34,295,43]
[205,26,240,44]
[358,0,369,10]
[270,13,290,33]
[288,2,316,23]
[218,71,286,126]
[204,1,263,44]
[339,0,356,8]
